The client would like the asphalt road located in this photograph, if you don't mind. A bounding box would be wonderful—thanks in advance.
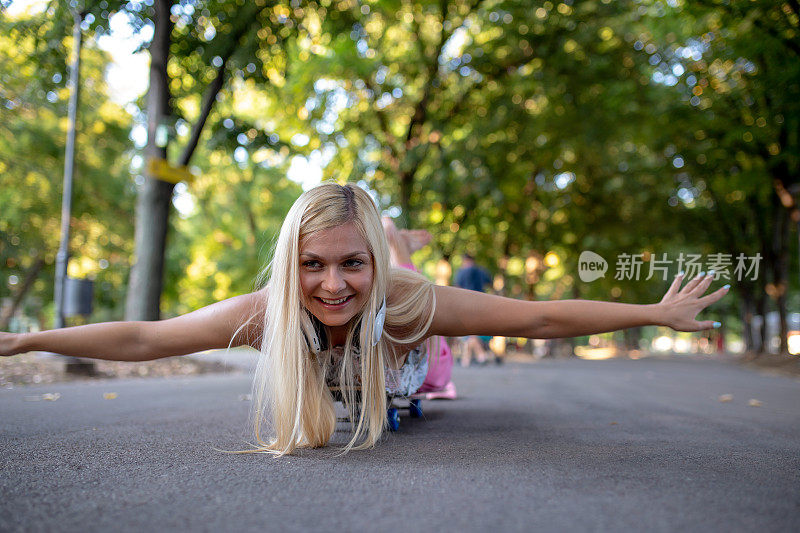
[1,357,798,532]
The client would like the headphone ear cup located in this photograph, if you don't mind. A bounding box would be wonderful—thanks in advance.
[372,297,386,346]
[305,313,327,353]
[308,328,322,353]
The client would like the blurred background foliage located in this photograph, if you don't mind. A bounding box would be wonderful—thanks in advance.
[1,0,798,354]
[0,9,136,327]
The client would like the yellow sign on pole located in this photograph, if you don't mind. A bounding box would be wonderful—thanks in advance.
[146,158,196,184]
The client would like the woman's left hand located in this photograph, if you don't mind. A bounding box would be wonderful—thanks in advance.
[657,272,730,332]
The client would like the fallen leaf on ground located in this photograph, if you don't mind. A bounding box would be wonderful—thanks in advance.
[718,394,733,402]
[748,399,763,407]
[42,393,60,401]
[103,393,118,400]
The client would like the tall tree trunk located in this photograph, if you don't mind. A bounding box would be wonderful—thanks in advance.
[0,255,45,331]
[739,283,755,352]
[773,195,790,354]
[122,4,254,320]
[755,279,768,355]
[625,327,642,352]
[752,193,776,357]
[125,0,174,321]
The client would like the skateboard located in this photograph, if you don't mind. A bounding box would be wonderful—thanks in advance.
[387,394,424,431]
[330,387,424,431]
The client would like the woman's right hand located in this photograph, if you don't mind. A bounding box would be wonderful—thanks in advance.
[656,272,728,332]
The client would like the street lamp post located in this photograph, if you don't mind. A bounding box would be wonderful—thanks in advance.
[53,8,94,375]
[54,9,82,330]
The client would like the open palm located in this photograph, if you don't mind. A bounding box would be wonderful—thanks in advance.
[659,272,729,332]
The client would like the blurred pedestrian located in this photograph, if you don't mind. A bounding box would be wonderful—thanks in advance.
[455,254,492,366]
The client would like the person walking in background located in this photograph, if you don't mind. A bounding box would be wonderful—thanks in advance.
[455,254,493,366]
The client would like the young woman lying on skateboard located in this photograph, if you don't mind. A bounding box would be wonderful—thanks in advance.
[0,183,729,455]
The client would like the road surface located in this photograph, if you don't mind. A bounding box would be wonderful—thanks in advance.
[1,357,798,532]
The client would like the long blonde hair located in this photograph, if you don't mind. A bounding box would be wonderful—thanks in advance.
[233,183,435,456]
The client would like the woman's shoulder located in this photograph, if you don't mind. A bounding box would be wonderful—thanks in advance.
[387,267,433,302]
[384,268,436,348]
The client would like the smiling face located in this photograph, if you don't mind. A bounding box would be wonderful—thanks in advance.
[299,222,374,334]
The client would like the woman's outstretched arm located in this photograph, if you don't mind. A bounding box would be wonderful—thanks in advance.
[0,288,267,361]
[429,272,728,339]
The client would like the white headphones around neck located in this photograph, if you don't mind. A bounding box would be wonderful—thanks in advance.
[305,313,325,354]
[305,296,386,352]
[372,297,386,346]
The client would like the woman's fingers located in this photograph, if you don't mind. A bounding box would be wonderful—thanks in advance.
[662,272,685,300]
[683,271,720,295]
[694,320,720,331]
[682,285,729,331]
[673,318,721,332]
[686,320,719,331]
[690,274,716,296]
[699,285,730,306]
[680,272,707,293]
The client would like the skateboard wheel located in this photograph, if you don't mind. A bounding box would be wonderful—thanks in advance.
[409,399,423,418]
[387,408,400,431]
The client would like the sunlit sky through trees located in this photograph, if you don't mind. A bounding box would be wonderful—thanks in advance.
[5,0,722,210]
[7,0,324,202]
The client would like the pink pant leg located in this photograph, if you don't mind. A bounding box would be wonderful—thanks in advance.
[396,263,454,392]
[418,338,453,393]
